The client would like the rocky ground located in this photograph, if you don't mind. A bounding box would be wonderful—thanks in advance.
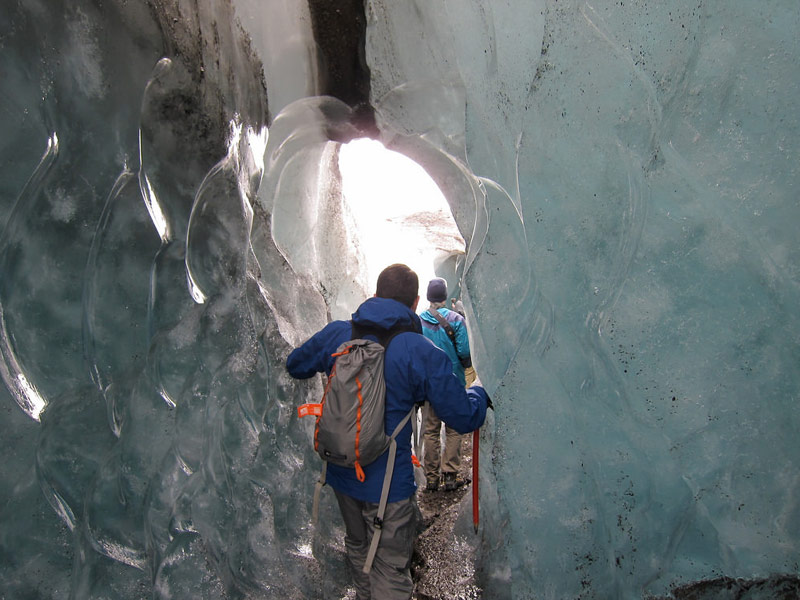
[411,435,481,600]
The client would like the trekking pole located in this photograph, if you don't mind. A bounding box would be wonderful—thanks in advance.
[472,428,479,533]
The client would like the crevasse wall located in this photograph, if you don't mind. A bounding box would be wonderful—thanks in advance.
[363,1,799,598]
[0,1,798,599]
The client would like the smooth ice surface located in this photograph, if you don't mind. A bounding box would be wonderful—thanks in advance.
[1,1,799,599]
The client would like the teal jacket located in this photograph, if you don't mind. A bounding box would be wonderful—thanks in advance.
[419,307,470,386]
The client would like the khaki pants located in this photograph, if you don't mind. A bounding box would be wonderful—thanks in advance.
[422,367,477,479]
[422,367,476,480]
[334,491,420,600]
[423,402,465,478]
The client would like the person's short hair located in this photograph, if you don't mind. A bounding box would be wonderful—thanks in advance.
[375,264,419,308]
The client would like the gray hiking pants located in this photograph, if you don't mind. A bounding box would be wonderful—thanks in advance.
[334,490,421,600]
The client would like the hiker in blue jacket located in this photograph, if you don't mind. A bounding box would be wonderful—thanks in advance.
[286,263,490,600]
[419,278,474,491]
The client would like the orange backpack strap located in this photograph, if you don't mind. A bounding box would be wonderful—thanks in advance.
[353,375,366,481]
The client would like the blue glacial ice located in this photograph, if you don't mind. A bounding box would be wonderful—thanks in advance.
[0,1,798,598]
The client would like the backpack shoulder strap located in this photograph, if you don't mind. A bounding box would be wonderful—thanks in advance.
[351,320,418,349]
[429,309,459,354]
[363,406,416,574]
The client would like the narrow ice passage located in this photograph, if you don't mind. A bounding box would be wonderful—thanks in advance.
[1,1,799,599]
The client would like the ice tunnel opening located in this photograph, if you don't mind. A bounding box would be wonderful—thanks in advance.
[338,138,466,297]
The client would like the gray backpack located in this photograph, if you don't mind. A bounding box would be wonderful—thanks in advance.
[298,321,421,573]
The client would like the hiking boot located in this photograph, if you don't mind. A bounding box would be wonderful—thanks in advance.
[443,472,459,491]
[425,476,440,492]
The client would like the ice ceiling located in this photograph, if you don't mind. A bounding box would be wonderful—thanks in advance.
[1,1,799,599]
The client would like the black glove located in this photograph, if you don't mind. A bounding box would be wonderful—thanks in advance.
[485,394,494,411]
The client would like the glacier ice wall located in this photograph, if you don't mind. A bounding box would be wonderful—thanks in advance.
[365,2,799,598]
[1,1,799,599]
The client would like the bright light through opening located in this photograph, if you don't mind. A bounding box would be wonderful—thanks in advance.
[339,138,465,297]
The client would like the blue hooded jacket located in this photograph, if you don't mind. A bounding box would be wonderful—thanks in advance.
[286,297,488,503]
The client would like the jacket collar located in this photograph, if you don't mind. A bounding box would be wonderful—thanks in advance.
[352,297,422,332]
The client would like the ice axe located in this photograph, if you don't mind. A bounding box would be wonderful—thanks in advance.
[472,428,479,533]
[472,388,493,534]
[470,377,492,534]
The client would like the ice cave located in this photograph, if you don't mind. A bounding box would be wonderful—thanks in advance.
[1,1,798,598]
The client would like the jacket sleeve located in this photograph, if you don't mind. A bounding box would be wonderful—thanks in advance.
[413,338,487,434]
[286,321,348,379]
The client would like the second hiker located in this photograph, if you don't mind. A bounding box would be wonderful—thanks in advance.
[419,277,475,492]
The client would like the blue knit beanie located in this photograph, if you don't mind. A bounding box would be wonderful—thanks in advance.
[426,278,447,302]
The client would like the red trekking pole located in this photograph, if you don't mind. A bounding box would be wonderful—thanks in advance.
[472,428,479,533]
